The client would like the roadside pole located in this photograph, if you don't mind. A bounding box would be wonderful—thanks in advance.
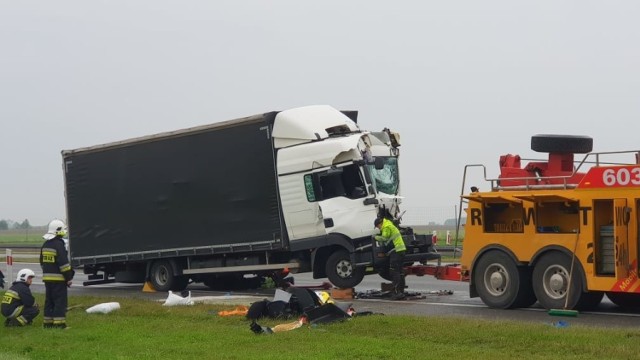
[6,249,13,283]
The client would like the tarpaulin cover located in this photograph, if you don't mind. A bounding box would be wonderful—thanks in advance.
[63,116,283,262]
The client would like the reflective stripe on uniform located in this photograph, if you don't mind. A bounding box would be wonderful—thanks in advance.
[2,290,20,304]
[59,263,72,272]
[41,248,57,263]
[8,305,24,318]
[42,273,66,281]
[389,226,407,252]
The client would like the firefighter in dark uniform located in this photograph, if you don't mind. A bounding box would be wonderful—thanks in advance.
[2,268,40,326]
[374,217,407,300]
[40,219,75,329]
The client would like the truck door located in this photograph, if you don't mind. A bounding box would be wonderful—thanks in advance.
[279,173,326,240]
[313,164,375,238]
[614,198,630,279]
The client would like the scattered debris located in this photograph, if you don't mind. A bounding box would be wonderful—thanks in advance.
[251,317,308,334]
[162,290,194,306]
[217,305,249,317]
[551,320,570,328]
[354,289,453,300]
[427,289,454,296]
[247,287,383,334]
[86,302,121,314]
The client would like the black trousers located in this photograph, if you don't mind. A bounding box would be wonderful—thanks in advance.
[44,282,68,328]
[4,306,39,326]
[389,251,406,295]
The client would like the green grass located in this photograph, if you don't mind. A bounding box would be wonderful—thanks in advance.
[1,293,639,360]
[0,230,44,245]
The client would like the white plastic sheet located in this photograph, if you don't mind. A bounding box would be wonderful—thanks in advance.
[86,302,121,314]
[162,291,194,306]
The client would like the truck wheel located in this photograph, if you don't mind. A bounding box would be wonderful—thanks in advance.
[326,250,365,289]
[150,260,188,292]
[474,251,528,309]
[530,135,593,153]
[606,292,640,309]
[532,252,587,310]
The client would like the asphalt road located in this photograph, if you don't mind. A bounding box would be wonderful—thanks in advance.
[7,262,640,329]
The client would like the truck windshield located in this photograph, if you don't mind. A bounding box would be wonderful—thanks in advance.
[367,157,399,195]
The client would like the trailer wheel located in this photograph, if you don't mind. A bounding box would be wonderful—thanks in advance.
[606,292,640,309]
[532,252,587,310]
[150,260,188,292]
[473,251,527,309]
[530,134,593,153]
[326,250,365,289]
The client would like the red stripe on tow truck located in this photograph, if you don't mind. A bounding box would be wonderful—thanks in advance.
[610,260,640,293]
[578,166,640,189]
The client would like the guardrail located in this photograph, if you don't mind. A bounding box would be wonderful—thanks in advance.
[431,245,463,259]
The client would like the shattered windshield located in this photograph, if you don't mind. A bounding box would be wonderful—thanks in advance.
[367,157,399,195]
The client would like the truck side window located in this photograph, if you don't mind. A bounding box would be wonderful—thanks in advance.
[305,164,367,202]
[304,175,316,201]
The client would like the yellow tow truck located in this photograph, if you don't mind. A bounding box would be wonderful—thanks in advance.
[459,135,640,310]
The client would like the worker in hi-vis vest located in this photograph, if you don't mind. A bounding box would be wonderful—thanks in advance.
[374,217,407,300]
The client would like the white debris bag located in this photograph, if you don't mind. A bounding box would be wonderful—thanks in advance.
[86,302,121,314]
[163,291,194,306]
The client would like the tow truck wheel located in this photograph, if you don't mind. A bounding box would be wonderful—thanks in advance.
[150,260,188,292]
[474,251,526,309]
[326,250,365,289]
[532,252,584,310]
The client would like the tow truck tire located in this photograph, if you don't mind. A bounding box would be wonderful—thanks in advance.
[150,260,188,292]
[326,250,365,289]
[606,292,640,309]
[532,252,585,310]
[531,135,593,154]
[474,251,528,309]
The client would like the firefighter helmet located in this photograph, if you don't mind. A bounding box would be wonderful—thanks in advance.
[43,219,67,240]
[16,268,36,282]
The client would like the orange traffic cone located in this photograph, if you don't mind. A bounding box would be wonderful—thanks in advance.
[142,281,156,292]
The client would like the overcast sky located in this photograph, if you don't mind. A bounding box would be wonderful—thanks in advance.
[1,1,639,226]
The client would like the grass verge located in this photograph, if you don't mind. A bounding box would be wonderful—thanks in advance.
[0,292,639,360]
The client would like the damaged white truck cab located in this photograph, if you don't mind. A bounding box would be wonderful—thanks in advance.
[274,106,404,287]
[64,105,413,291]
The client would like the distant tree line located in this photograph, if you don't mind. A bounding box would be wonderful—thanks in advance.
[0,219,31,230]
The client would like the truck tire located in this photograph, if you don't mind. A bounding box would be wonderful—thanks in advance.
[530,135,593,154]
[326,250,365,289]
[531,252,599,310]
[473,251,531,309]
[150,260,188,292]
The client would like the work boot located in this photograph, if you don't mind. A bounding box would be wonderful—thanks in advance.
[4,318,21,327]
[390,292,406,301]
